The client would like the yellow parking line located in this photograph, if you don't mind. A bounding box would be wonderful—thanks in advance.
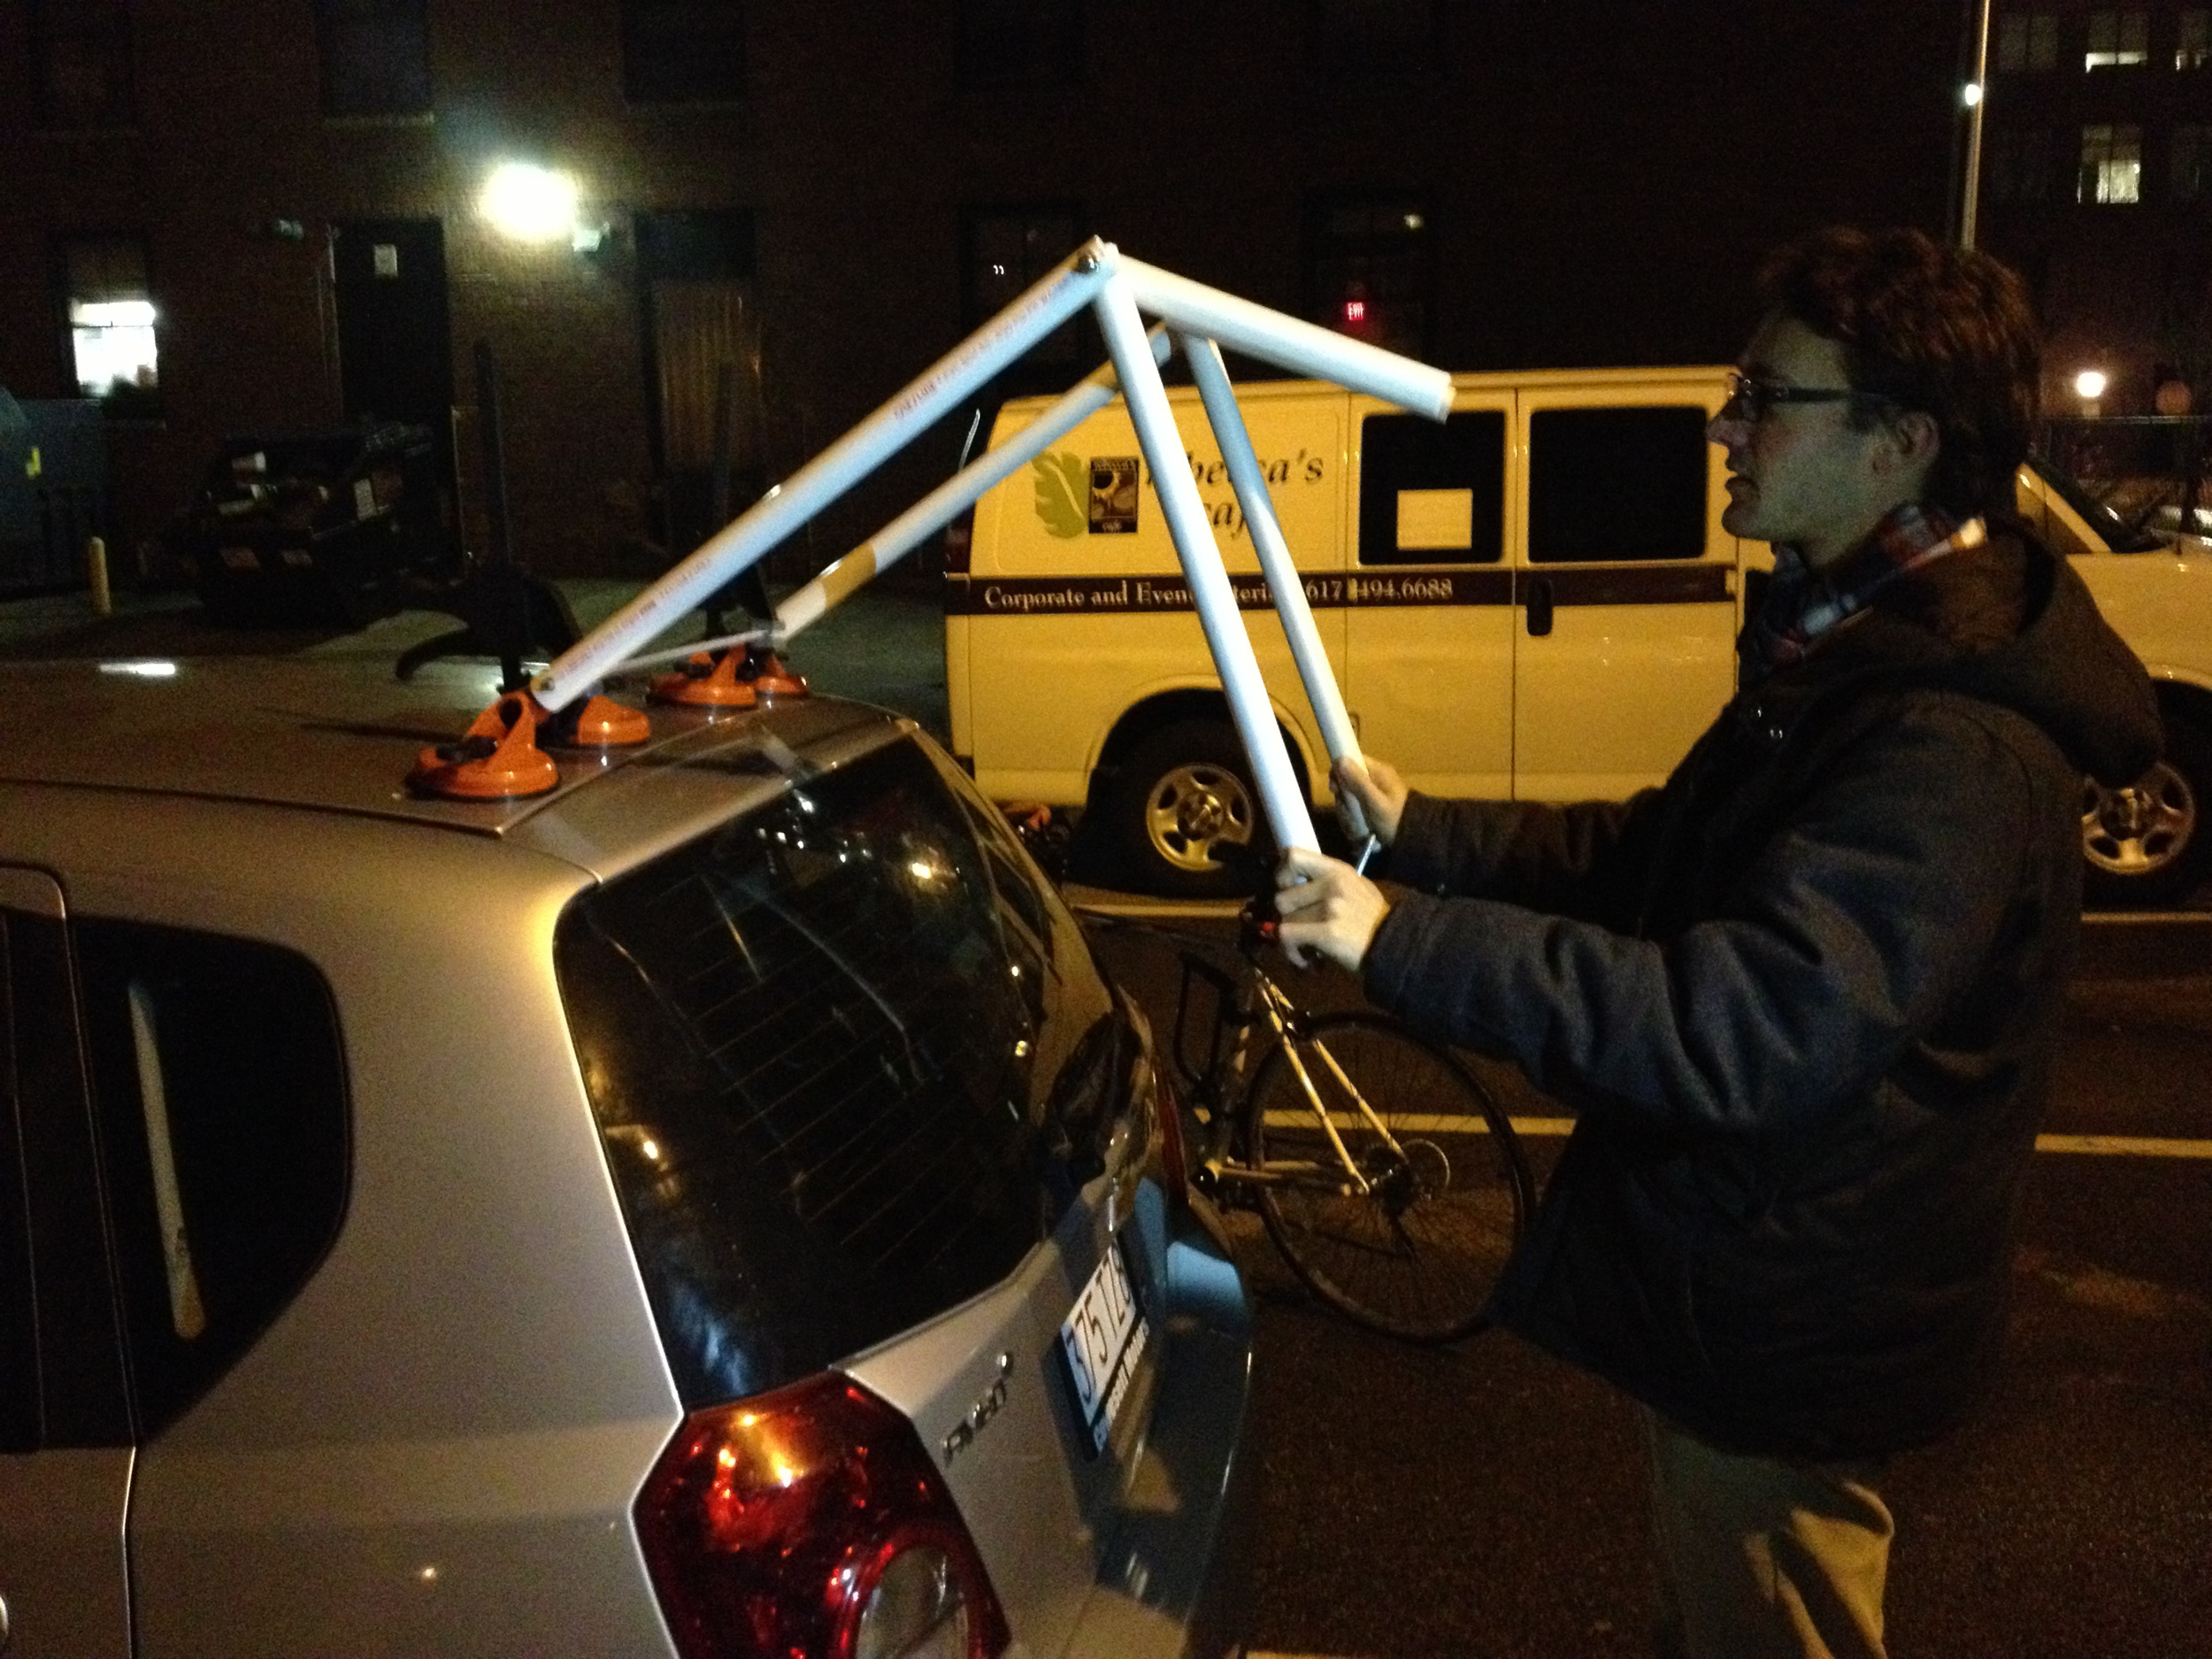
[1258,1111,1571,1135]
[1262,1116,2212,1157]
[2035,1133,2212,1158]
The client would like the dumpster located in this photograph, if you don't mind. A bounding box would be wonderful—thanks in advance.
[0,388,108,595]
[181,423,454,626]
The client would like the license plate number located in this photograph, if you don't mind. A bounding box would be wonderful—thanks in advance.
[1058,1237,1148,1455]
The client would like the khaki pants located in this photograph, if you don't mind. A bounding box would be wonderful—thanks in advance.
[1642,1409,1893,1659]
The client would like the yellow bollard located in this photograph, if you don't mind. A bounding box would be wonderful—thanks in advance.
[87,535,111,617]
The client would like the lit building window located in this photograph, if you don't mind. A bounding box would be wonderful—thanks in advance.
[64,238,158,412]
[2085,9,2149,67]
[2175,125,2212,198]
[1305,196,1432,358]
[1997,8,2060,72]
[2179,9,2211,66]
[314,0,431,118]
[28,0,134,128]
[2079,123,2144,202]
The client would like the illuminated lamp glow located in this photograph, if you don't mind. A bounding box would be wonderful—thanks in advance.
[99,660,179,678]
[1962,81,1984,106]
[480,162,581,244]
[2075,369,2108,400]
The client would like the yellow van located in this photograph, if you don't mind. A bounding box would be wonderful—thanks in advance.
[946,371,2212,904]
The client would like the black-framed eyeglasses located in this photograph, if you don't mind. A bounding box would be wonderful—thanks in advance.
[1721,372,1892,424]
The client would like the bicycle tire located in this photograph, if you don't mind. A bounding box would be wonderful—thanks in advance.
[1245,1012,1535,1343]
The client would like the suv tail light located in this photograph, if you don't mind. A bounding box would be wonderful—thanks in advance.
[635,1371,1012,1659]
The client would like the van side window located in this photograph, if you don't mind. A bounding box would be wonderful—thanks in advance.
[75,921,351,1439]
[1528,406,1709,563]
[1357,411,1506,565]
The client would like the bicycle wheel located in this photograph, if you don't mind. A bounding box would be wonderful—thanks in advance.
[1245,1012,1535,1343]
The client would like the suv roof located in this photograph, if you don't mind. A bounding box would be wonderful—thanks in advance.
[0,656,902,856]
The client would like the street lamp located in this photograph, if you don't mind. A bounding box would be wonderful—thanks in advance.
[2076,368,2108,418]
[480,162,581,246]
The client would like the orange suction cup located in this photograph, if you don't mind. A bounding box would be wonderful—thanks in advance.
[410,693,560,800]
[651,648,759,709]
[741,645,809,698]
[544,692,650,749]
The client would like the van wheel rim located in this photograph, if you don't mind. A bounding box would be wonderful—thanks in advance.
[2081,760,2195,877]
[1144,762,1256,873]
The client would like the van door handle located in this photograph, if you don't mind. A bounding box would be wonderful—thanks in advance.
[1525,576,1555,637]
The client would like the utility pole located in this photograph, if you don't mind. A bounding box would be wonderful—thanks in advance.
[1961,0,1994,248]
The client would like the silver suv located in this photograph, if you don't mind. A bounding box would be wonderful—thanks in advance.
[0,656,1251,1659]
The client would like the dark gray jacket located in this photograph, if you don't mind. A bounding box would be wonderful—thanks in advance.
[1362,527,2159,1458]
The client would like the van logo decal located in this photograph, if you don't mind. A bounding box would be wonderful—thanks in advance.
[1033,452,1088,539]
[1087,457,1140,534]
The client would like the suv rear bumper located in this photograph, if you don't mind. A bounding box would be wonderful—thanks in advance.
[1056,1194,1255,1659]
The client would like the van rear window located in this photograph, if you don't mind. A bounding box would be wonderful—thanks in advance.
[557,737,1120,1406]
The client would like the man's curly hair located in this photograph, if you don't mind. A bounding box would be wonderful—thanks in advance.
[1759,227,2040,520]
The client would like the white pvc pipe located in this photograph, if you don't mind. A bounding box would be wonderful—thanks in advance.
[1094,279,1318,856]
[1180,333,1371,841]
[533,237,1119,710]
[772,327,1173,640]
[1120,257,1453,421]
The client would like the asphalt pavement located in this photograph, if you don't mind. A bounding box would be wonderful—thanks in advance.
[1083,910,2212,1659]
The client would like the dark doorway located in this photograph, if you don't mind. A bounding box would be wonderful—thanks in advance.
[635,210,759,565]
[331,219,455,434]
[331,219,457,552]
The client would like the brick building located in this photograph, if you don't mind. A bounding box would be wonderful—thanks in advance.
[1,1,1967,587]
[1978,0,2212,414]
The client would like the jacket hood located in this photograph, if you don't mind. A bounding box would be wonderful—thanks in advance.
[1807,519,2161,786]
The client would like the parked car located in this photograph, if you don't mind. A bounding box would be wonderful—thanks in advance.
[0,657,1250,1658]
[949,372,2212,906]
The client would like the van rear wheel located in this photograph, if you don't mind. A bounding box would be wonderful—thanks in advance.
[1112,720,1269,898]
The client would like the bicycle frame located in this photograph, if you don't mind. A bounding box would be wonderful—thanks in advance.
[1171,924,1414,1200]
[412,238,1451,836]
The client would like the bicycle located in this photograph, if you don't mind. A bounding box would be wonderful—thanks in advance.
[1143,900,1538,1344]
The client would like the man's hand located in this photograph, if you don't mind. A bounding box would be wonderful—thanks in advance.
[1333,755,1409,846]
[1275,845,1393,972]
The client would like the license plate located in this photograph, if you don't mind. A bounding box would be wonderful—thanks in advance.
[1058,1236,1148,1456]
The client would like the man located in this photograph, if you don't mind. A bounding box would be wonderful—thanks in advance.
[1275,227,2160,1658]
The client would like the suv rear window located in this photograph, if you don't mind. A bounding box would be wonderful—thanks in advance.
[557,736,1122,1407]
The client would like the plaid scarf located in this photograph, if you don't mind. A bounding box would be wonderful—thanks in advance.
[1741,504,1987,683]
